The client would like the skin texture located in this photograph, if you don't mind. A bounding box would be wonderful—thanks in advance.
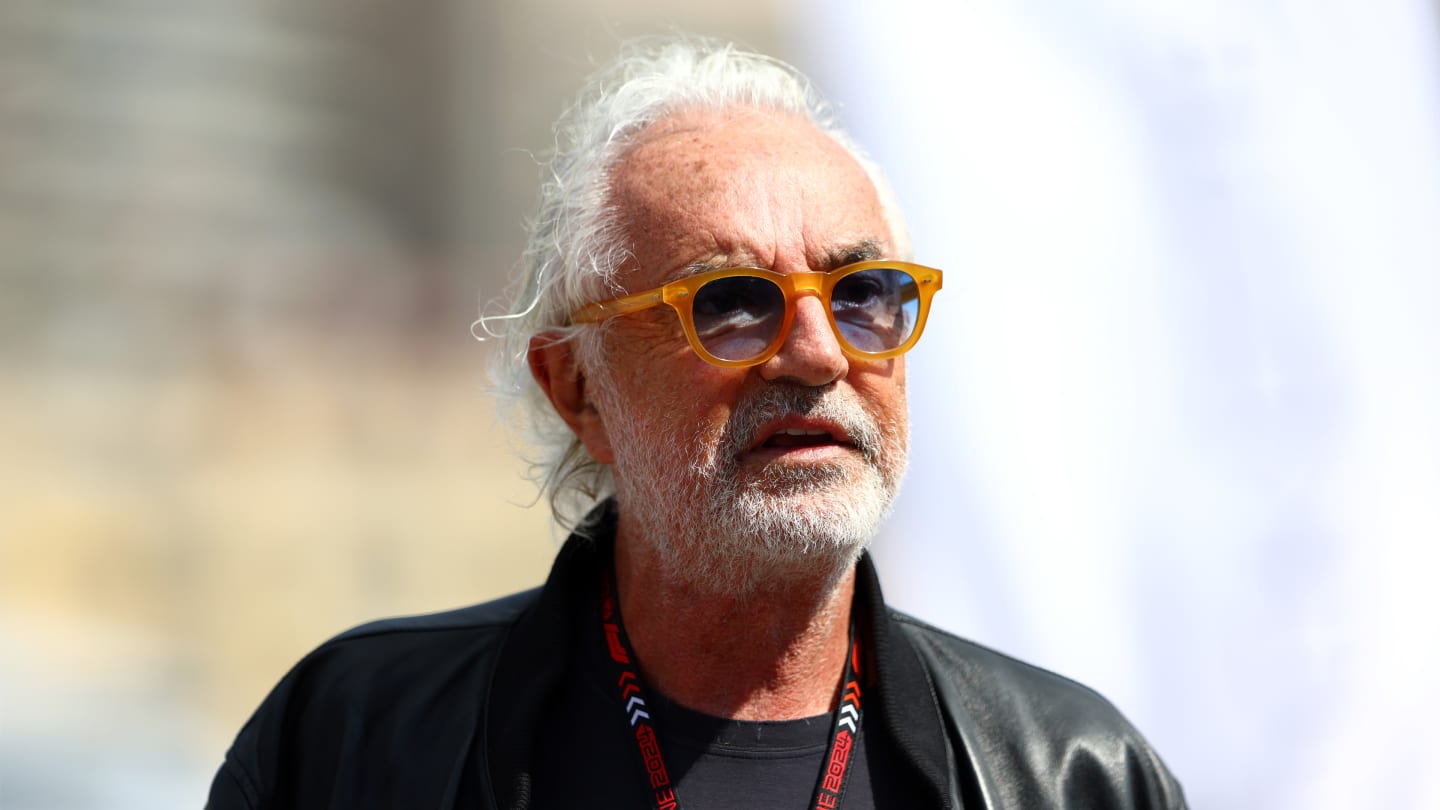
[529,107,908,720]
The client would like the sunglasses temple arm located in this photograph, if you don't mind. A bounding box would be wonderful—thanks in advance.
[571,290,666,323]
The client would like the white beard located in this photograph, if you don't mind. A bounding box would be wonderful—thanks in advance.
[589,369,909,597]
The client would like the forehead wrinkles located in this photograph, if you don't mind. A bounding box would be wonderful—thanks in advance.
[608,111,887,278]
[613,127,794,227]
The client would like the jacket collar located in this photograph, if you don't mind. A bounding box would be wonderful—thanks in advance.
[853,542,956,808]
[483,500,955,809]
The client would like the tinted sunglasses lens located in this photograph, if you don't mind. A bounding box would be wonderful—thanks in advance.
[691,275,786,361]
[831,268,920,353]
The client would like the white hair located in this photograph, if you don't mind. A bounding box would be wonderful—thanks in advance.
[480,35,912,530]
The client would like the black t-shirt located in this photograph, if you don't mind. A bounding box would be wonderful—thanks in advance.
[528,591,907,809]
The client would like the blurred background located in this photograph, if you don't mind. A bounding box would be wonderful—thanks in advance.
[2,1,1437,808]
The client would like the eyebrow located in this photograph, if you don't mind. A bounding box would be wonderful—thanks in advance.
[678,239,888,278]
[829,239,885,268]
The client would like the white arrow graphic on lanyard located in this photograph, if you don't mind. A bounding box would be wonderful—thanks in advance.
[627,695,650,726]
[838,703,859,733]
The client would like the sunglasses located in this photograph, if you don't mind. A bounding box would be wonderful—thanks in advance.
[570,260,943,368]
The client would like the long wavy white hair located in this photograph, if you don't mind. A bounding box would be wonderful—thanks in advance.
[478,35,911,530]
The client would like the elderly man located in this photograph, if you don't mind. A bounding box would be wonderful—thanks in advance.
[208,38,1185,809]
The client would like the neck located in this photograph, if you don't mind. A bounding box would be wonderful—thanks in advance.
[613,527,858,722]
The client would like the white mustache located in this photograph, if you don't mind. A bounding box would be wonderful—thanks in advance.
[720,385,884,466]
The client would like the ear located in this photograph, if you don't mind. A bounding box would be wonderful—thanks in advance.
[527,332,615,464]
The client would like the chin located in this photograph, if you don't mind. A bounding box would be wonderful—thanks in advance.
[612,426,907,597]
[669,472,896,597]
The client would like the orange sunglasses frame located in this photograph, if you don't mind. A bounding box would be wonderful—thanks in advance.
[569,260,943,368]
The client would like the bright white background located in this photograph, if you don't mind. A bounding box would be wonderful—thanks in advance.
[794,1,1440,807]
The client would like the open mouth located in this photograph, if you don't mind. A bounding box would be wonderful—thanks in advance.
[762,427,842,449]
[748,419,856,458]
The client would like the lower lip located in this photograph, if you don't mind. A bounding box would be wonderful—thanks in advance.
[744,443,857,464]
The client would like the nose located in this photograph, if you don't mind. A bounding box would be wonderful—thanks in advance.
[757,294,848,386]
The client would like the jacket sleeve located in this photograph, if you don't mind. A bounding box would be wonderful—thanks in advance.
[203,670,293,810]
[206,760,261,809]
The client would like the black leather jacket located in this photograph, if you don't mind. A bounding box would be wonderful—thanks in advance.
[209,512,1186,809]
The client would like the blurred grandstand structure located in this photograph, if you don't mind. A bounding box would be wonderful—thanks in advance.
[0,2,781,806]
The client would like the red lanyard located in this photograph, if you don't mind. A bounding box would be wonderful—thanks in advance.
[599,573,864,810]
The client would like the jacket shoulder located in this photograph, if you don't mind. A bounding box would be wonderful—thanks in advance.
[285,587,542,700]
[891,611,1188,809]
[893,610,1125,723]
[329,586,541,644]
[210,588,542,809]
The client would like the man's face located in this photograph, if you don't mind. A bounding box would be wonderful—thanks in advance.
[583,108,910,593]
